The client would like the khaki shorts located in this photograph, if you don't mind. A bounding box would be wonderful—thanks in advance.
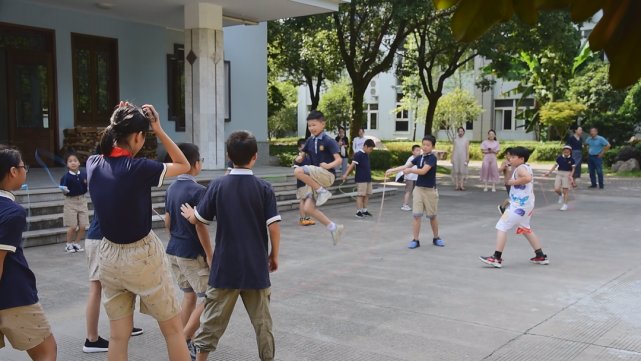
[305,165,335,188]
[554,171,572,189]
[356,182,373,196]
[168,255,210,297]
[85,238,101,281]
[412,187,439,218]
[63,195,89,227]
[0,303,52,351]
[296,185,311,200]
[99,231,180,322]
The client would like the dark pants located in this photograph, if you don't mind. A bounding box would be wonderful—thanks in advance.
[588,155,604,188]
[571,150,582,178]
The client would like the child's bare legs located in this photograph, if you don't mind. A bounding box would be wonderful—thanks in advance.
[184,302,205,340]
[66,226,76,245]
[75,226,86,243]
[403,191,411,206]
[26,334,57,361]
[362,195,369,210]
[523,231,543,251]
[86,281,102,342]
[196,352,209,361]
[494,229,508,253]
[303,198,332,226]
[158,315,190,361]
[412,215,422,240]
[298,199,306,218]
[429,216,439,238]
[562,188,569,203]
[180,292,196,327]
[108,316,133,361]
[356,196,364,210]
[294,168,320,191]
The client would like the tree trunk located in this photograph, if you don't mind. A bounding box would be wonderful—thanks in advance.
[350,83,366,150]
[423,94,440,136]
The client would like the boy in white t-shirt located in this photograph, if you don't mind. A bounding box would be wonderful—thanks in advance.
[399,145,421,211]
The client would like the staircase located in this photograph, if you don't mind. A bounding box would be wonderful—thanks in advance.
[16,172,396,248]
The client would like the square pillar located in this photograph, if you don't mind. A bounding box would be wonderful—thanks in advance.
[184,3,225,169]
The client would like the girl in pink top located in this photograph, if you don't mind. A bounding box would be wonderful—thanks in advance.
[480,129,500,192]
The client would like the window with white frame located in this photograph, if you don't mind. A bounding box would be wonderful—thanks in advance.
[363,103,378,130]
[395,94,409,132]
[494,99,514,131]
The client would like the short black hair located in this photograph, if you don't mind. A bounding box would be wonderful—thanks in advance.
[0,145,22,183]
[177,143,201,168]
[226,131,257,167]
[64,152,79,163]
[364,139,376,148]
[510,146,530,162]
[306,110,325,122]
[297,138,306,147]
[411,144,420,151]
[457,126,465,132]
[504,147,513,155]
[422,135,436,146]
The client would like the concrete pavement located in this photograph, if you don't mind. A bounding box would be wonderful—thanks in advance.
[2,173,641,360]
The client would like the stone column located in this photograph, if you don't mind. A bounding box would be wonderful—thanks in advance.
[184,3,225,169]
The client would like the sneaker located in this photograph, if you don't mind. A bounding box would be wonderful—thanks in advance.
[483,187,488,192]
[65,244,77,253]
[407,240,420,249]
[432,237,445,247]
[355,211,364,218]
[557,195,563,204]
[330,224,344,245]
[304,217,316,226]
[72,243,84,252]
[530,255,549,265]
[362,211,373,217]
[479,256,502,268]
[187,339,196,361]
[401,205,411,211]
[316,190,332,207]
[131,327,144,336]
[560,204,568,211]
[497,204,505,214]
[491,188,496,192]
[83,336,109,353]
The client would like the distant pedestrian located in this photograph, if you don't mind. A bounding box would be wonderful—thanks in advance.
[352,128,366,153]
[335,127,349,174]
[544,145,576,211]
[480,129,500,192]
[566,126,584,180]
[341,139,376,218]
[585,127,610,189]
[451,127,470,191]
[60,152,88,253]
[399,144,421,211]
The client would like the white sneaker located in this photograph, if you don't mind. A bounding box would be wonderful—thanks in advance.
[65,244,76,253]
[560,204,568,211]
[483,188,488,192]
[72,243,85,252]
[330,224,344,246]
[558,195,564,204]
[316,190,332,207]
[401,205,411,211]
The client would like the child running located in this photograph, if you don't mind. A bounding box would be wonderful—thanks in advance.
[164,143,213,359]
[480,146,549,268]
[87,102,191,361]
[0,145,57,360]
[181,131,281,361]
[60,152,88,253]
[399,144,420,211]
[341,138,376,218]
[544,145,576,211]
[386,135,445,249]
[294,138,315,226]
[497,147,513,214]
[293,110,344,245]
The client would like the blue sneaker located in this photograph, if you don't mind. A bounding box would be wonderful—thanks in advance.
[408,240,420,249]
[433,237,445,247]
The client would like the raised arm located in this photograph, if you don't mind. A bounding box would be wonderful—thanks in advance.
[143,104,190,177]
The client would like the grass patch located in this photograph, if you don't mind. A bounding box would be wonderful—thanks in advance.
[606,170,641,177]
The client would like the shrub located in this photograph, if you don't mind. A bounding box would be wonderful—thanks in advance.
[529,143,563,161]
[369,150,393,170]
[603,147,619,167]
[276,152,297,167]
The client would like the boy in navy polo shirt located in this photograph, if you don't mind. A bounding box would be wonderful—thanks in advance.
[341,138,376,218]
[294,110,344,245]
[60,152,88,253]
[181,131,281,361]
[164,143,212,356]
[386,135,444,249]
[544,145,576,211]
[0,145,57,360]
[294,138,315,226]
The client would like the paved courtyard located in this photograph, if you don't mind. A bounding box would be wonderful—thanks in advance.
[3,172,641,361]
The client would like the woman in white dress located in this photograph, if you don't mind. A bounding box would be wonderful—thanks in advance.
[451,127,470,190]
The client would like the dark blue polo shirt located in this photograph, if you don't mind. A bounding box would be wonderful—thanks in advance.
[0,192,38,310]
[86,212,102,240]
[86,154,167,244]
[302,132,340,174]
[566,135,583,151]
[352,150,372,183]
[195,168,281,289]
[60,170,88,197]
[294,156,311,188]
[165,175,207,259]
[412,153,437,188]
[556,155,576,171]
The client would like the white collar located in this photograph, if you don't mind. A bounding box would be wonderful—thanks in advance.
[229,168,254,176]
[68,170,80,175]
[177,174,197,182]
[0,189,16,201]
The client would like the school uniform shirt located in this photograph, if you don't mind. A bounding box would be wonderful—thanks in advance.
[556,155,576,171]
[86,154,167,244]
[195,168,281,289]
[165,175,207,259]
[86,212,102,240]
[352,150,372,183]
[0,190,38,310]
[294,156,311,188]
[412,153,437,188]
[303,132,340,174]
[60,169,88,196]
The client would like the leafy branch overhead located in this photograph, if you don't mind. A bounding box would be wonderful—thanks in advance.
[433,0,641,88]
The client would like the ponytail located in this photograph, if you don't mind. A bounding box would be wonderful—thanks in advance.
[100,103,150,156]
[99,126,116,156]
